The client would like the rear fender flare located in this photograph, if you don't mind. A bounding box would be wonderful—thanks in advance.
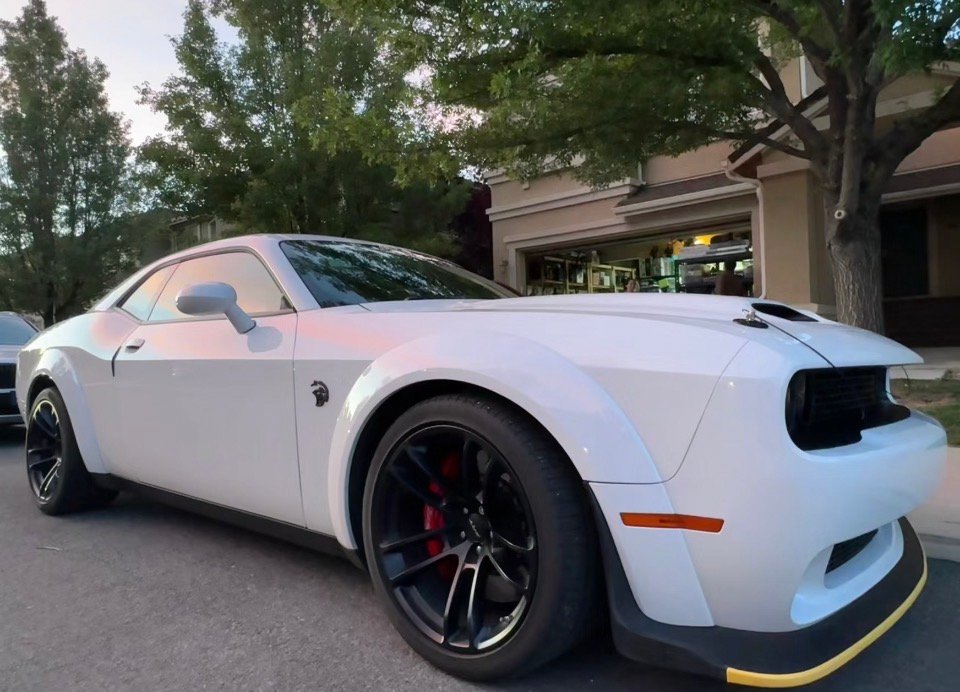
[27,348,107,474]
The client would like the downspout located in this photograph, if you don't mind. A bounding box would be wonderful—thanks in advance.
[721,162,767,299]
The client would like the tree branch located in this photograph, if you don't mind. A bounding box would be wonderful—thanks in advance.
[870,78,960,180]
[935,7,960,43]
[536,41,742,72]
[751,133,812,159]
[664,120,812,160]
[751,52,827,162]
[720,130,811,160]
[483,110,813,167]
[484,34,828,165]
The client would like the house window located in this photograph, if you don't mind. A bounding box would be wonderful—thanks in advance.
[881,208,929,298]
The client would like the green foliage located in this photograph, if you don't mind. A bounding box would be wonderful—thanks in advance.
[139,0,468,256]
[892,377,960,445]
[364,0,763,184]
[0,0,138,322]
[369,0,960,186]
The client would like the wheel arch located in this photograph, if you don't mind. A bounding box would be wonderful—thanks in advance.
[323,330,662,553]
[22,349,108,474]
[344,379,575,560]
[26,373,56,410]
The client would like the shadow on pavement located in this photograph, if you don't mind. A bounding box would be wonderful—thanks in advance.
[0,424,24,448]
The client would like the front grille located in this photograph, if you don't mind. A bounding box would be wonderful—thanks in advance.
[785,366,910,450]
[0,363,15,389]
[827,529,878,573]
[806,368,883,423]
[0,390,17,415]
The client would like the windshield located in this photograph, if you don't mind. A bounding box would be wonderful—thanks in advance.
[281,240,511,307]
[0,315,36,345]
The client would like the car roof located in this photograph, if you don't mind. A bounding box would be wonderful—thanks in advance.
[146,233,393,268]
[177,232,372,251]
[90,233,395,313]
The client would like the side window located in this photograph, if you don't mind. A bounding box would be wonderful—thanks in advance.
[118,265,177,321]
[149,252,289,322]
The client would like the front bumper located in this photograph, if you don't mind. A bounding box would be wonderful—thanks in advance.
[0,388,21,424]
[598,512,926,687]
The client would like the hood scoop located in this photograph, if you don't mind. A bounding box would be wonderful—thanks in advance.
[751,302,818,322]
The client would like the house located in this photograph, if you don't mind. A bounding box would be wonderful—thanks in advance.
[169,215,234,252]
[487,61,960,346]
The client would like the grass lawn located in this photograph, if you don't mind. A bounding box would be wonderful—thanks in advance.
[891,377,960,446]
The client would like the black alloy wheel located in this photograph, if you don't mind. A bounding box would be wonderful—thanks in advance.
[363,394,598,681]
[25,388,116,515]
[370,424,538,652]
[26,399,63,502]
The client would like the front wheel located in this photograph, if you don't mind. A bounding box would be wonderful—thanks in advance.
[362,393,597,680]
[26,387,117,515]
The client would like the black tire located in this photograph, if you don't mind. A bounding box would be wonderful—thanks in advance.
[26,387,117,515]
[362,393,598,680]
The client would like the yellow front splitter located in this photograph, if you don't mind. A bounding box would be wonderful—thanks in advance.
[726,555,928,688]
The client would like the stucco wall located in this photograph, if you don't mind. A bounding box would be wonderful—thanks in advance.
[760,170,823,306]
[779,57,803,102]
[879,72,954,102]
[492,197,628,243]
[807,178,836,307]
[489,170,595,209]
[643,141,733,185]
[898,126,960,173]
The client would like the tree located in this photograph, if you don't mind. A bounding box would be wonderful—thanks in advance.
[139,0,470,255]
[374,0,960,331]
[0,0,133,324]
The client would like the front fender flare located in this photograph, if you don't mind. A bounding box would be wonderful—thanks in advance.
[324,330,662,550]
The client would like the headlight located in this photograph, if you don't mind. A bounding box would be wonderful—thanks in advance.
[785,367,909,450]
[784,372,808,438]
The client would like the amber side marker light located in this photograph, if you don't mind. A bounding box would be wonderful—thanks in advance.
[620,513,724,533]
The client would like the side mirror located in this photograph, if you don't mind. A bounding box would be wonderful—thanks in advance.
[176,282,256,334]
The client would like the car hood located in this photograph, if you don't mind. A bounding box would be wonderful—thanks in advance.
[0,344,21,361]
[359,294,921,368]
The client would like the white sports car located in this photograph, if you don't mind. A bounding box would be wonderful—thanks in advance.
[15,235,946,685]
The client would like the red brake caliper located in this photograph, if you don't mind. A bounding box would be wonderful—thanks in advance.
[423,452,460,579]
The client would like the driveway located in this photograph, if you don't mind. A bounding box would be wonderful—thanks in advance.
[1,426,956,691]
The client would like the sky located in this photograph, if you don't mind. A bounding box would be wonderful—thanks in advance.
[0,0,235,144]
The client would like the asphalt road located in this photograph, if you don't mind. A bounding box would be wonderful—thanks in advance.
[1,426,957,691]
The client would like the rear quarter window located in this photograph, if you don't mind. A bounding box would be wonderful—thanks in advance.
[118,265,177,321]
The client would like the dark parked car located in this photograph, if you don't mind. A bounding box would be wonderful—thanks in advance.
[0,312,38,425]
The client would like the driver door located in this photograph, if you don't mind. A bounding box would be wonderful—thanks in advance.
[112,250,303,525]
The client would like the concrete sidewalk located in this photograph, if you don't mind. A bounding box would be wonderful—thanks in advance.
[890,348,960,558]
[910,446,960,562]
[896,347,960,380]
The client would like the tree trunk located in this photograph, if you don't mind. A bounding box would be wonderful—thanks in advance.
[41,299,55,328]
[824,202,884,333]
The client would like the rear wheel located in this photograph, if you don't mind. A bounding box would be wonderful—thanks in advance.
[362,393,597,680]
[26,388,117,515]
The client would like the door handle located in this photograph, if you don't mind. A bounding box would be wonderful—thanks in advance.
[124,338,145,352]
